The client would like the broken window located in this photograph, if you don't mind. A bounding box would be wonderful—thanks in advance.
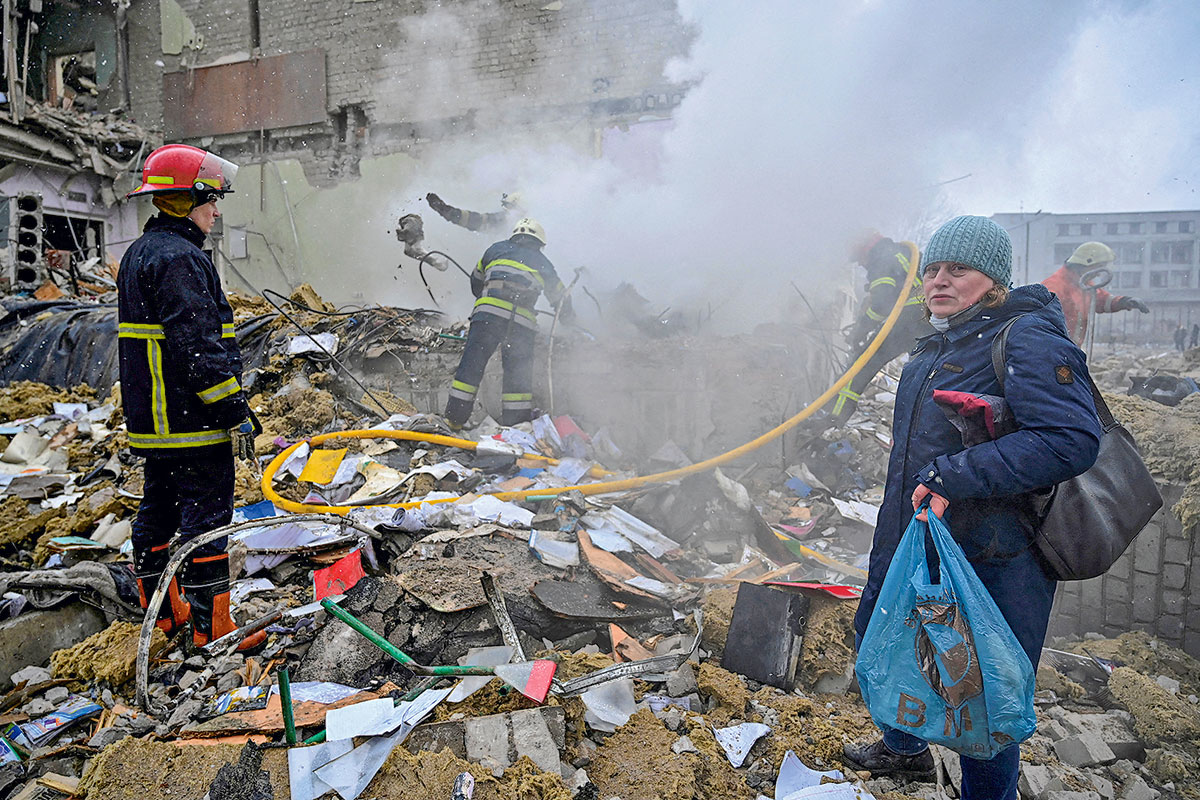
[1118,243,1145,264]
[1153,242,1194,264]
[49,51,99,110]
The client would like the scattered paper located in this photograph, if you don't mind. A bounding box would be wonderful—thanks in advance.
[775,750,845,798]
[51,403,88,420]
[580,506,676,558]
[584,527,633,553]
[299,449,349,484]
[325,699,403,741]
[314,727,404,800]
[280,442,312,479]
[831,498,879,528]
[624,576,676,598]
[529,532,579,569]
[289,739,354,800]
[288,332,339,355]
[269,681,361,705]
[230,577,275,605]
[581,677,636,733]
[548,457,590,483]
[713,722,771,767]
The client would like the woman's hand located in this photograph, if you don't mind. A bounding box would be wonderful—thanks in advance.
[912,484,949,521]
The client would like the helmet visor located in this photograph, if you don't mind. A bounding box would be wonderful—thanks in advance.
[195,151,239,194]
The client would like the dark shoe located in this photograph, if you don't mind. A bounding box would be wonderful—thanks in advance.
[843,738,936,781]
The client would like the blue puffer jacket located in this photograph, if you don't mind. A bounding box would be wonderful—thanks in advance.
[853,284,1102,637]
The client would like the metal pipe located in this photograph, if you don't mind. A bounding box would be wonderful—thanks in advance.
[318,598,496,676]
[136,514,378,710]
[279,667,297,745]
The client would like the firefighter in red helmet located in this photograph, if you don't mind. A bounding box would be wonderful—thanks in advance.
[119,143,264,651]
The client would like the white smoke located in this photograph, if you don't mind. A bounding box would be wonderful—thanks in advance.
[369,0,1199,327]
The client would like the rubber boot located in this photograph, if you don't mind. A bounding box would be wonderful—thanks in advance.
[182,552,265,651]
[133,542,190,636]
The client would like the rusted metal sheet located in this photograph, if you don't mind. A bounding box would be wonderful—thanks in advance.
[163,49,327,138]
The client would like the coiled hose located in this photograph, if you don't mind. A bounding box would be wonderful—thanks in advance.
[261,243,920,514]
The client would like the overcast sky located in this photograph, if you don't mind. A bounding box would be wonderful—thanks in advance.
[668,0,1200,220]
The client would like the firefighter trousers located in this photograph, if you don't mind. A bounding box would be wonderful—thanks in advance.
[131,450,235,560]
[445,314,535,427]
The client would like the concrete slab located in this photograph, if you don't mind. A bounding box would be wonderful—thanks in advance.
[0,603,107,690]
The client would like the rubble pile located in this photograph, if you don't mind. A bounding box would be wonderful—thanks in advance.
[0,286,1194,799]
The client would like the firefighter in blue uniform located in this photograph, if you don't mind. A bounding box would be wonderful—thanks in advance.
[831,232,931,424]
[444,218,569,428]
[119,143,264,650]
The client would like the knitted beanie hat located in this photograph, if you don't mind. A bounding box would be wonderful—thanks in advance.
[923,215,1013,287]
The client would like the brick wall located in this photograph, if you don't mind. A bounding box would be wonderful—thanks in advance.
[124,0,691,185]
[1049,484,1200,656]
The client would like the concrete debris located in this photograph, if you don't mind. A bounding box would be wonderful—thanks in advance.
[0,281,1194,799]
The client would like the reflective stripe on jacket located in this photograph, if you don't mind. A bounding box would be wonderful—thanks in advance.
[117,214,248,456]
[469,238,566,330]
[862,239,924,323]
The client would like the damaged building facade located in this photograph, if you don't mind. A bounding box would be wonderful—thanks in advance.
[113,0,692,303]
[1,0,156,295]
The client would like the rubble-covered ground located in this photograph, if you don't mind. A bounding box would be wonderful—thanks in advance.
[0,290,1197,800]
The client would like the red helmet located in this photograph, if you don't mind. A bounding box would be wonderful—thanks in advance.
[850,229,885,265]
[127,144,238,198]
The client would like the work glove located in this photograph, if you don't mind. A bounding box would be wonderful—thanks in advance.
[426,193,449,214]
[231,409,263,463]
[912,483,949,522]
[231,420,255,462]
[1115,297,1150,313]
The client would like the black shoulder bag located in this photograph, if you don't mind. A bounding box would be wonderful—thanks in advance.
[991,316,1163,581]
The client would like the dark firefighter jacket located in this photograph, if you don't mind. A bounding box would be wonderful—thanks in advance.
[861,238,923,325]
[470,237,568,330]
[853,285,1102,636]
[117,214,248,457]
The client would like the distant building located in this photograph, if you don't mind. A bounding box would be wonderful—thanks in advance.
[992,210,1200,343]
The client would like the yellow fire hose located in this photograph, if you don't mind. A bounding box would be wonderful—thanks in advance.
[261,243,920,514]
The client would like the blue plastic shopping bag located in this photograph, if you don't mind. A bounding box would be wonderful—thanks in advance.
[855,509,1036,759]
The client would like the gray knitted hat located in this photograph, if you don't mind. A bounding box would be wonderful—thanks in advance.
[923,215,1013,287]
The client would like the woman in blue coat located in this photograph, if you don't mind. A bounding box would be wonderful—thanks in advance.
[843,216,1102,799]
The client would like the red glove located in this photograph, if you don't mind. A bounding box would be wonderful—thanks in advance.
[912,484,949,521]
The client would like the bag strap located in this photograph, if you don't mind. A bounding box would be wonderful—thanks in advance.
[990,313,1117,430]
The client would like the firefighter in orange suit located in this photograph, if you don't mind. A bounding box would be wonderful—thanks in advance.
[1041,242,1149,345]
